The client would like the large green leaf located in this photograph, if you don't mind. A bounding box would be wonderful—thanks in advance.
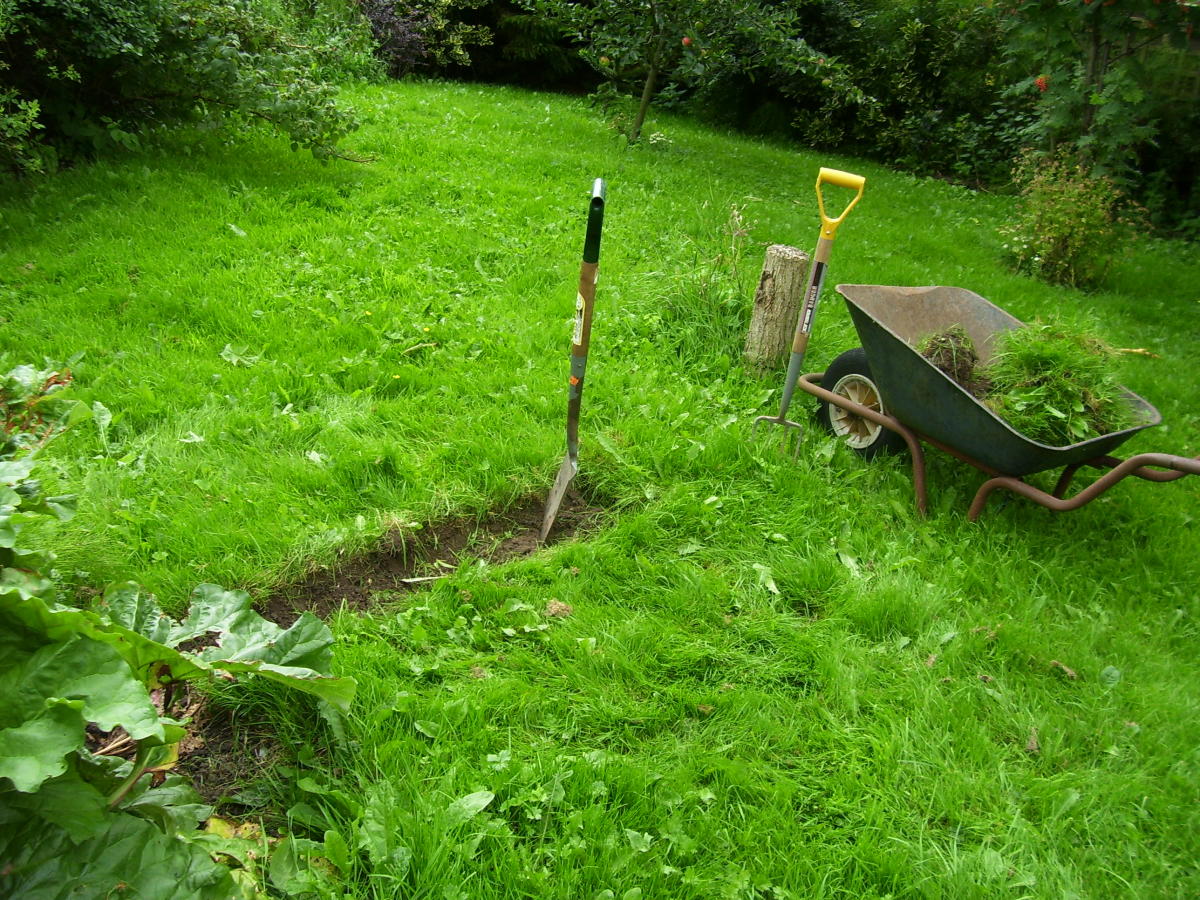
[85,586,354,708]
[0,566,55,604]
[97,582,355,711]
[0,631,165,794]
[0,456,34,486]
[1,765,111,841]
[4,635,164,740]
[174,583,263,644]
[223,659,357,711]
[0,699,85,792]
[120,772,213,837]
[0,585,207,685]
[0,813,249,900]
[95,581,175,645]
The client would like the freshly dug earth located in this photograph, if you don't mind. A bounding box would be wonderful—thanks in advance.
[918,320,1137,445]
[917,325,991,398]
[265,491,603,626]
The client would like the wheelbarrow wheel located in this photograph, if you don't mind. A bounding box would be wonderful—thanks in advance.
[816,348,907,459]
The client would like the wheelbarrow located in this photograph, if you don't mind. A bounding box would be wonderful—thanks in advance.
[796,284,1200,520]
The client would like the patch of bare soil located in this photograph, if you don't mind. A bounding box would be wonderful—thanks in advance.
[174,701,282,808]
[264,490,603,626]
[84,686,281,809]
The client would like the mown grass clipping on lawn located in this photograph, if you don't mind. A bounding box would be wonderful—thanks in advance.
[2,79,1199,898]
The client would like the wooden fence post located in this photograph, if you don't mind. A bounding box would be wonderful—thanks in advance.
[743,244,810,372]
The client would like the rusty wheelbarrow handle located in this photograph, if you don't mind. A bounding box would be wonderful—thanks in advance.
[968,453,1200,521]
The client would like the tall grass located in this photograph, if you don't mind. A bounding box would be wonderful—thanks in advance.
[2,79,1198,897]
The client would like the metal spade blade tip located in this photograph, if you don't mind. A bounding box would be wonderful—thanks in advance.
[539,456,579,542]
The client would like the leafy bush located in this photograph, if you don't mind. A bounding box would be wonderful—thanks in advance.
[250,0,382,80]
[0,0,360,173]
[360,0,492,78]
[360,0,434,77]
[460,2,595,90]
[688,0,1021,187]
[0,363,356,898]
[999,149,1139,289]
[523,0,849,143]
[1000,0,1199,234]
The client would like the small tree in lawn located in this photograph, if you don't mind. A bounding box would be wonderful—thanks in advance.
[522,0,846,143]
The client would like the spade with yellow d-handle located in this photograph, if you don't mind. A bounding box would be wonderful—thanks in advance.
[753,166,865,454]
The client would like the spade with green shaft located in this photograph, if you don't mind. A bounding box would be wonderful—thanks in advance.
[539,178,606,543]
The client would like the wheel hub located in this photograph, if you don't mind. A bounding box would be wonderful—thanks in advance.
[829,373,886,450]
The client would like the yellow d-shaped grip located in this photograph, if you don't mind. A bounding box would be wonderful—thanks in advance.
[816,167,865,238]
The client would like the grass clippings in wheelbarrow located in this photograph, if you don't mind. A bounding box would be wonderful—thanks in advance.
[919,318,1139,446]
[917,324,991,398]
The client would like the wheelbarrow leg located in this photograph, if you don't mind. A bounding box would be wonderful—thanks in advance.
[1052,463,1086,499]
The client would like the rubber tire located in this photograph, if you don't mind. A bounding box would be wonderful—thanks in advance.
[815,347,907,459]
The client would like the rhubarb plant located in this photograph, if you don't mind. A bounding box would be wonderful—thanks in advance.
[0,364,355,899]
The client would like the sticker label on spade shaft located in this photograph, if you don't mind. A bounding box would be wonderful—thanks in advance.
[572,292,586,345]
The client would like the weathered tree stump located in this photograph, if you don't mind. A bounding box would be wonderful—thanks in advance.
[743,244,810,372]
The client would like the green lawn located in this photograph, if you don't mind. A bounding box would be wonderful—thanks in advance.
[3,79,1199,898]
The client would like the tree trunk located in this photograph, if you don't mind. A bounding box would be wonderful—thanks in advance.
[744,244,810,372]
[630,64,658,143]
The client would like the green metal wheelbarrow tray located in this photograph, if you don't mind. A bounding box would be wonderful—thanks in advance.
[796,284,1200,520]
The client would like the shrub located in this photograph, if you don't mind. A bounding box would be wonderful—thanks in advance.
[0,0,360,173]
[360,0,492,78]
[251,0,381,80]
[360,0,433,76]
[1000,0,1199,231]
[765,0,1018,187]
[999,149,1139,289]
[523,0,847,144]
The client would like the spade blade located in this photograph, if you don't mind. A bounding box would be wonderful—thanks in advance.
[539,455,578,543]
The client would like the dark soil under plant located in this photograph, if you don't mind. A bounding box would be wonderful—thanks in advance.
[173,699,282,808]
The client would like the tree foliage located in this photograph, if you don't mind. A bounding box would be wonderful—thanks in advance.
[359,0,493,77]
[521,0,860,142]
[999,0,1200,232]
[0,0,361,173]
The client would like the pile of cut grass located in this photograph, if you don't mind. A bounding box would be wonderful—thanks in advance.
[919,319,1136,444]
[988,320,1137,444]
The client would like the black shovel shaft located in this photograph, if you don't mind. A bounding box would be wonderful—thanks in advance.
[540,179,606,543]
[567,179,605,457]
[583,178,605,264]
